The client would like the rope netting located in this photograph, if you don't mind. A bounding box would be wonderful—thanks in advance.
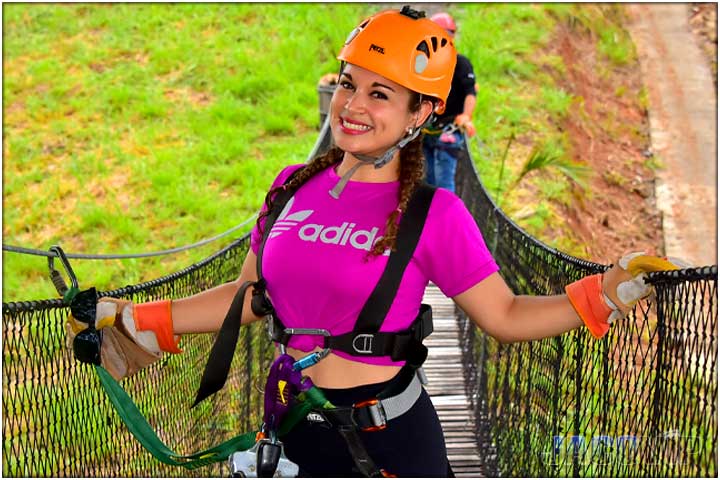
[455,148,718,477]
[2,128,717,477]
[3,239,273,477]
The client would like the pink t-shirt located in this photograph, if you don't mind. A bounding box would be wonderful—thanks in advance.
[250,164,499,366]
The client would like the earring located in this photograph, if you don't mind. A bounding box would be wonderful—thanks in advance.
[406,126,414,135]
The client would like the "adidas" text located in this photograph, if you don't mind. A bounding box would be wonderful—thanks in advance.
[298,222,380,251]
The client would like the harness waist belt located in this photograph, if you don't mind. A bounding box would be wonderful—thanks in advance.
[269,304,433,363]
[317,372,423,432]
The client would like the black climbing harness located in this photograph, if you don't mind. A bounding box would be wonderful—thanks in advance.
[195,166,438,477]
[62,164,438,477]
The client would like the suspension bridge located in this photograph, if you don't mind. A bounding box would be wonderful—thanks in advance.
[2,122,717,477]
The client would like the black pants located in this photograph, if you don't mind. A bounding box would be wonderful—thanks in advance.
[280,379,454,477]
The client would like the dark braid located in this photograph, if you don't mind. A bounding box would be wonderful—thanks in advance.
[256,147,343,238]
[370,134,425,256]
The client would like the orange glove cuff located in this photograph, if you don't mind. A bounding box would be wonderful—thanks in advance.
[133,300,182,354]
[565,274,612,339]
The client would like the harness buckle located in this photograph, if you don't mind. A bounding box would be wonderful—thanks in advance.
[353,398,387,432]
[283,327,331,337]
[267,314,277,339]
[352,334,374,354]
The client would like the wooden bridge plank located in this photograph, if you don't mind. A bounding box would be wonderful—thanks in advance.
[423,284,483,478]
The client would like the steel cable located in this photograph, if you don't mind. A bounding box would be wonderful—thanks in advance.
[2,214,256,260]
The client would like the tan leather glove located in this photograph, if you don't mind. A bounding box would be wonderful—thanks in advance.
[566,253,689,338]
[67,297,180,380]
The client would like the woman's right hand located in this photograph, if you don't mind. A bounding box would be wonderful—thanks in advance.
[66,249,261,379]
[66,296,180,380]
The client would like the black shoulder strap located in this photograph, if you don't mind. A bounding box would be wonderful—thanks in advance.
[192,280,254,407]
[192,166,305,407]
[353,183,437,333]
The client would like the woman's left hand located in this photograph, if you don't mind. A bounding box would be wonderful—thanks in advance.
[566,253,690,338]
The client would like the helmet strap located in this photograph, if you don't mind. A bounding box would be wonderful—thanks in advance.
[328,127,421,199]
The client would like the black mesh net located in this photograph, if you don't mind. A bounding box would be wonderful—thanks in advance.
[3,238,274,477]
[455,148,717,477]
[2,137,717,477]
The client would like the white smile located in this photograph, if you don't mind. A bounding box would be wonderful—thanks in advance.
[341,118,372,131]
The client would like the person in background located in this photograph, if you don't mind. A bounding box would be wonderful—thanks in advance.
[422,11,477,193]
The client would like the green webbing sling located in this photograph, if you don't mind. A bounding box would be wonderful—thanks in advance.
[95,365,333,470]
[55,240,332,470]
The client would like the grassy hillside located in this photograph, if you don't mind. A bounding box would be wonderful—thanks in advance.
[3,4,637,301]
[3,3,370,300]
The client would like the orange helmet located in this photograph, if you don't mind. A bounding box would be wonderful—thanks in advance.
[430,12,457,34]
[337,6,457,114]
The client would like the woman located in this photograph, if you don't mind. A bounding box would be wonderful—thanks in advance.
[68,6,673,477]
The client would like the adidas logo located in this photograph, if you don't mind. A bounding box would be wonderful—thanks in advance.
[269,197,389,255]
[269,197,314,238]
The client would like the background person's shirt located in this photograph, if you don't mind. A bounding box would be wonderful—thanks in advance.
[433,54,476,128]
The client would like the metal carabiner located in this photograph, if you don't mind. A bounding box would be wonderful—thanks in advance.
[281,328,332,371]
[292,348,331,371]
[47,245,80,302]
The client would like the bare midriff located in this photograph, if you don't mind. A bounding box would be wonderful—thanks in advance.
[284,346,402,389]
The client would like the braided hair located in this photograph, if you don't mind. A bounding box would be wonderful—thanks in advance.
[257,93,428,256]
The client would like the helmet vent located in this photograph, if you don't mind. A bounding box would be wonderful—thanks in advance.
[416,40,430,57]
[441,38,448,47]
[430,37,438,52]
[344,19,370,45]
[344,26,361,45]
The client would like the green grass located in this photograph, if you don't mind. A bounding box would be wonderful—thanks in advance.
[453,4,585,253]
[3,3,370,301]
[453,4,642,258]
[4,4,640,300]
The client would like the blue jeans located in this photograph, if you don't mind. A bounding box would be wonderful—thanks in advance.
[423,131,465,193]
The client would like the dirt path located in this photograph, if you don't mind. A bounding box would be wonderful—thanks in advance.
[625,4,717,266]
